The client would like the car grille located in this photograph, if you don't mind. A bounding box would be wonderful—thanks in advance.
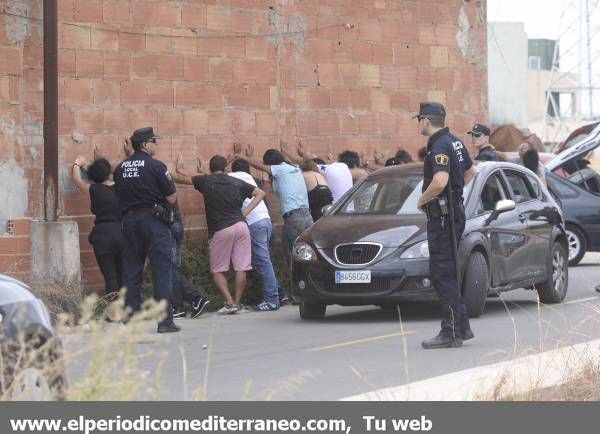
[335,243,382,265]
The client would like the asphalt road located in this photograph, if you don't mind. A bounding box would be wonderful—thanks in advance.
[65,254,600,400]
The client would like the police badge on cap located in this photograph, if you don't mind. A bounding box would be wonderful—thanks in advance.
[466,124,490,137]
[131,127,161,144]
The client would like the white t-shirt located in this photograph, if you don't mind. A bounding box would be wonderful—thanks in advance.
[319,162,353,203]
[228,171,271,226]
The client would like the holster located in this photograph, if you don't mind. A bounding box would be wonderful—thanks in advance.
[152,203,175,226]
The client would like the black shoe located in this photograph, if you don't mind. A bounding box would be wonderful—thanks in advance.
[421,331,462,349]
[191,298,210,319]
[173,308,186,320]
[157,322,181,334]
[460,317,475,341]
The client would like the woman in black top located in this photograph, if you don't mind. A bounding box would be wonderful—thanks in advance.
[73,155,124,295]
[300,160,333,221]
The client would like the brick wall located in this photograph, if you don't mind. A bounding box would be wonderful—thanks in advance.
[0,0,487,289]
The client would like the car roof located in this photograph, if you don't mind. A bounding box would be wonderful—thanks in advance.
[368,160,531,179]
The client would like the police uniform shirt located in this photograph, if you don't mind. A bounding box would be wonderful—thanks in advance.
[423,127,473,197]
[114,150,176,214]
[475,145,499,162]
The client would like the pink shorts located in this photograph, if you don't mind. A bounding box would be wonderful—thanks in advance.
[208,221,252,273]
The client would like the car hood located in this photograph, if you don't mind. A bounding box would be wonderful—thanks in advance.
[306,214,426,248]
[546,122,600,171]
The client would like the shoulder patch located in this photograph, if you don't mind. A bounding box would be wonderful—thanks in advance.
[165,170,173,182]
[434,154,449,166]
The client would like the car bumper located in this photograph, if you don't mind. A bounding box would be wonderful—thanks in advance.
[291,258,437,305]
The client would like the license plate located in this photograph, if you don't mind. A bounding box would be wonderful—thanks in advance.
[335,270,371,284]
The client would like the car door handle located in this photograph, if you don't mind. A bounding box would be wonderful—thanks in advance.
[518,214,526,223]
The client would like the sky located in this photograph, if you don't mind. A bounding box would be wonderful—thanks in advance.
[488,0,600,117]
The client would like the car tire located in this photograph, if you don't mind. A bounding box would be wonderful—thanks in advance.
[565,224,586,266]
[462,251,489,318]
[299,302,326,320]
[537,241,568,304]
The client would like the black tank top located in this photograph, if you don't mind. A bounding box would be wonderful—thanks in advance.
[89,183,121,224]
[307,175,333,222]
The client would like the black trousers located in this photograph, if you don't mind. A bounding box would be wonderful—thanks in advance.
[94,252,123,294]
[171,222,208,309]
[427,214,467,329]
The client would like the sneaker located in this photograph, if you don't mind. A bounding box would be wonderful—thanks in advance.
[191,298,210,319]
[234,304,251,313]
[173,308,186,320]
[255,301,279,311]
[217,304,238,315]
[157,322,181,334]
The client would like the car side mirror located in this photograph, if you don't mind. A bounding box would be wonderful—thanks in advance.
[321,204,333,216]
[484,199,516,226]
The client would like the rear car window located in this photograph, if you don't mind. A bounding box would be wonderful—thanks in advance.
[504,171,535,204]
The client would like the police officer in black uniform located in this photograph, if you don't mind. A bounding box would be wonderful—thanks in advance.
[415,102,476,349]
[467,123,498,162]
[114,127,180,333]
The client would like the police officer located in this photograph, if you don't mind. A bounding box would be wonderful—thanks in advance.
[114,127,180,333]
[467,123,498,162]
[415,102,476,349]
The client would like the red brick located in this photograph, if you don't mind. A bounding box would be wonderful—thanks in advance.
[120,32,146,51]
[379,113,398,134]
[393,43,415,65]
[436,69,454,90]
[0,76,10,101]
[397,25,419,44]
[318,113,339,135]
[350,88,371,110]
[58,0,75,20]
[418,25,436,45]
[317,63,340,87]
[74,0,102,22]
[146,34,171,53]
[417,66,436,89]
[339,63,359,86]
[0,47,22,75]
[120,81,147,105]
[435,25,456,47]
[230,9,255,34]
[233,60,277,85]
[8,76,20,103]
[221,38,245,58]
[93,79,120,105]
[182,4,206,28]
[331,88,351,109]
[209,59,233,83]
[340,113,359,135]
[158,55,184,80]
[197,84,222,108]
[59,49,76,77]
[76,50,103,78]
[65,78,92,104]
[103,108,130,132]
[398,66,417,89]
[302,39,333,63]
[8,218,31,236]
[183,110,208,134]
[254,112,276,136]
[295,63,318,87]
[208,110,230,135]
[352,40,373,63]
[104,52,130,79]
[0,255,31,273]
[175,82,198,106]
[359,113,380,134]
[373,42,394,65]
[297,113,319,136]
[132,1,179,26]
[245,38,275,60]
[245,87,270,109]
[89,28,118,50]
[230,111,256,135]
[371,89,390,111]
[103,0,131,24]
[381,20,399,42]
[132,54,158,79]
[184,57,209,81]
[172,35,197,56]
[359,18,383,42]
[157,109,182,135]
[78,108,104,134]
[146,82,174,106]
[206,6,230,32]
[129,109,157,130]
[308,88,331,109]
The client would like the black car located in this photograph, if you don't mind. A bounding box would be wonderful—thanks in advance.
[291,162,569,320]
[0,274,65,400]
[545,123,600,265]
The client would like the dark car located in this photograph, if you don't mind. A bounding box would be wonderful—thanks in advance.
[545,123,600,265]
[291,162,568,320]
[0,274,65,400]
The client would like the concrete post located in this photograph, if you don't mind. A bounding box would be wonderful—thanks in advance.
[30,220,81,288]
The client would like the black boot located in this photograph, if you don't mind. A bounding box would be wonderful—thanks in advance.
[460,316,474,340]
[421,309,462,349]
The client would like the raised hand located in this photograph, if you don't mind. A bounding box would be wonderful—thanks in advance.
[327,151,335,163]
[196,158,203,173]
[123,137,134,158]
[93,144,102,161]
[233,142,242,156]
[74,155,88,168]
[245,144,255,158]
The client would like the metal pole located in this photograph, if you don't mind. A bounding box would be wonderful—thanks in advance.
[43,0,58,222]
[586,0,594,118]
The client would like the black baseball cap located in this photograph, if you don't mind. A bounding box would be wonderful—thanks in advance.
[467,123,490,137]
[412,101,446,119]
[131,127,161,143]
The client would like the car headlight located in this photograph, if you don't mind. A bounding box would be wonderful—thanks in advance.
[400,240,429,259]
[293,242,317,262]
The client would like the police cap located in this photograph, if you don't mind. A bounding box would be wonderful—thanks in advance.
[131,127,161,144]
[413,101,446,119]
[467,123,491,137]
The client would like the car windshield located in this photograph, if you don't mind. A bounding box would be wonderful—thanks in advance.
[334,172,475,216]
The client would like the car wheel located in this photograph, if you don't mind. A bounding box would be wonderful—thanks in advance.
[565,225,586,266]
[299,302,326,320]
[462,251,489,318]
[536,242,568,304]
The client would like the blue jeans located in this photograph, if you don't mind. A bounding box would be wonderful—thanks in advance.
[249,218,286,304]
[122,212,174,325]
